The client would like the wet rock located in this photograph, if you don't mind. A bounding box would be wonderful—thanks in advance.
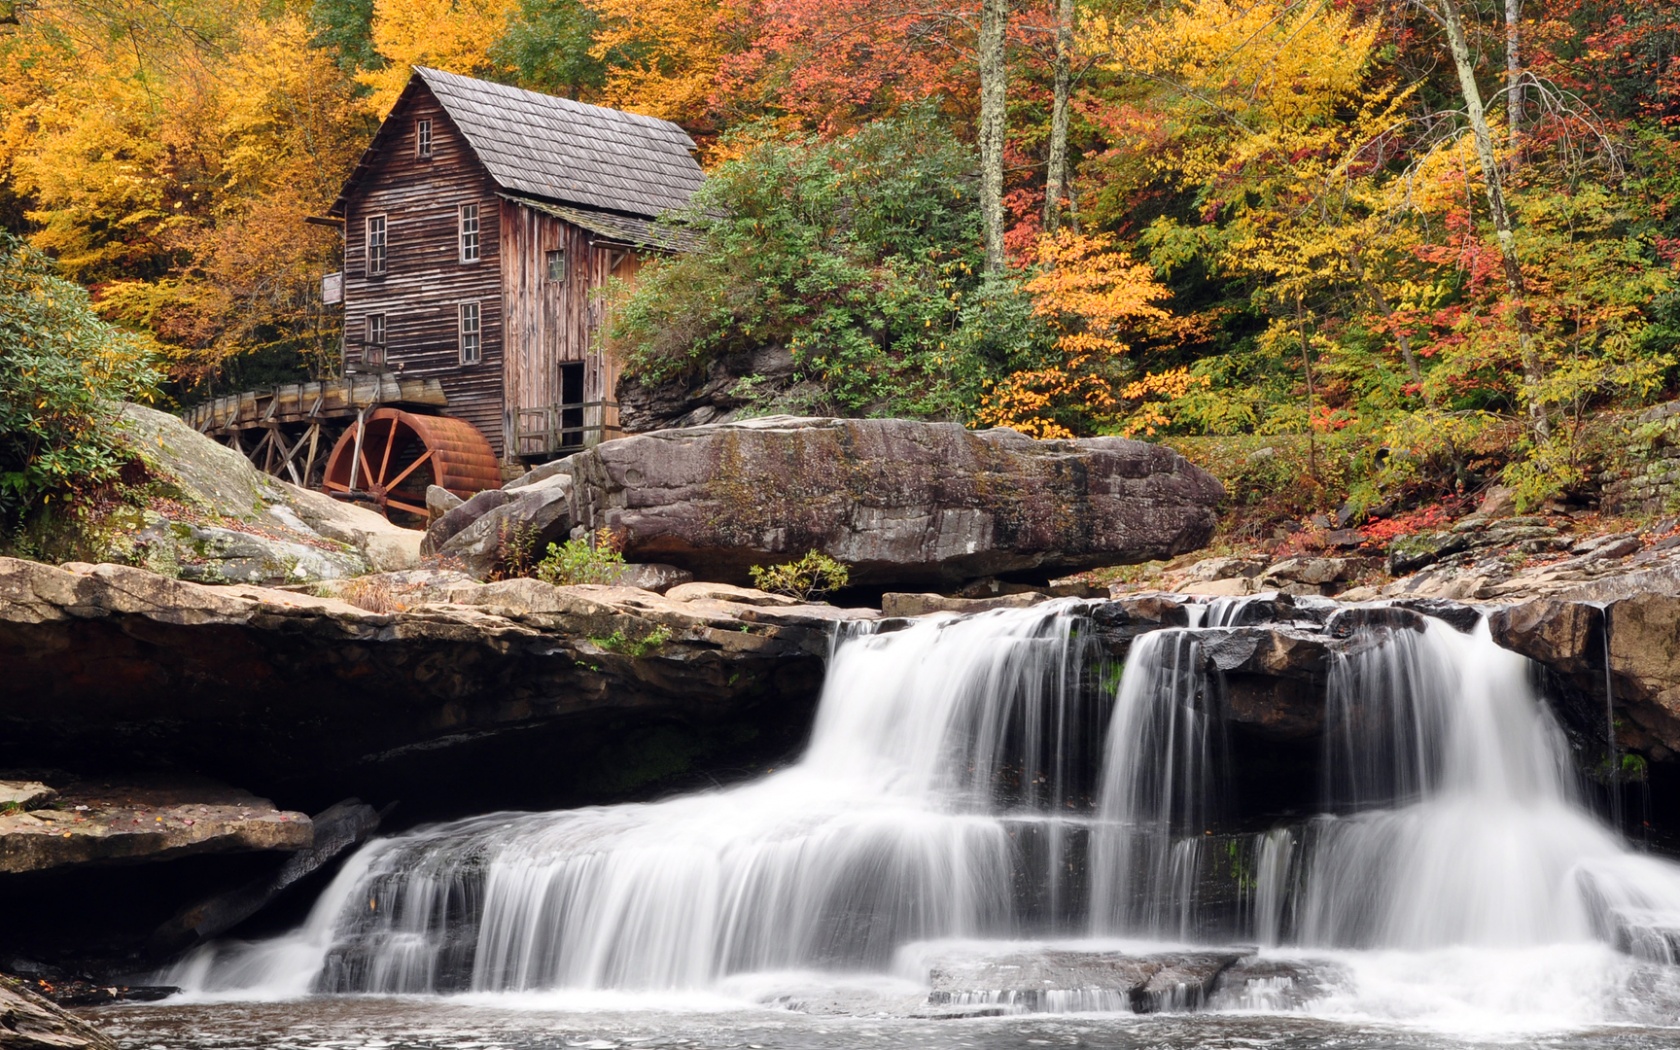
[0,778,310,876]
[0,973,115,1050]
[148,799,380,955]
[881,592,1049,617]
[919,947,1251,1014]
[1388,598,1483,633]
[1209,955,1345,1010]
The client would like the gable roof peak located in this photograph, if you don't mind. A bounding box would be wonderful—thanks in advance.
[334,67,705,220]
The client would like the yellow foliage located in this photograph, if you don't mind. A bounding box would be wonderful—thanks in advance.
[361,0,519,116]
[588,0,725,126]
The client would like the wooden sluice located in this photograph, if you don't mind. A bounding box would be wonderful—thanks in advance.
[183,374,449,491]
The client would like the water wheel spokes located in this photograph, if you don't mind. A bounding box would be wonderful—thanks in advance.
[322,408,501,527]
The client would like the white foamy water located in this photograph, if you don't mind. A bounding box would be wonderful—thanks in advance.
[166,600,1680,1036]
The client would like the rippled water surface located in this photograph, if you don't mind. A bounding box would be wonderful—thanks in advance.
[94,998,1680,1050]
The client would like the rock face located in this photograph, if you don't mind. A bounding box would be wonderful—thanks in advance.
[52,404,424,585]
[148,799,380,955]
[617,345,805,432]
[1491,564,1680,760]
[0,557,852,815]
[442,416,1223,587]
[0,974,115,1050]
[0,779,310,875]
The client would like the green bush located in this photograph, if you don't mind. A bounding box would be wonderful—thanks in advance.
[749,550,850,601]
[606,111,1051,419]
[0,233,160,527]
[536,528,627,585]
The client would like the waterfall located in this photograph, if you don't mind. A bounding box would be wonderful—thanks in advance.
[175,599,1680,1000]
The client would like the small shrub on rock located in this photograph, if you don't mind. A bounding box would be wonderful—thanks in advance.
[749,550,850,601]
[537,528,626,585]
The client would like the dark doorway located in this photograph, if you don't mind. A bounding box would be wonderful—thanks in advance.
[560,361,585,449]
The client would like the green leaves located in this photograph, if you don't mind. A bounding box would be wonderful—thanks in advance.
[608,111,1034,419]
[0,233,161,527]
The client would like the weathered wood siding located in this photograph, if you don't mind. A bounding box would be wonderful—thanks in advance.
[501,201,642,450]
[342,89,506,456]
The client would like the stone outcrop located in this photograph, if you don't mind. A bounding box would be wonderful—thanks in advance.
[0,779,310,876]
[0,557,858,814]
[148,799,380,955]
[52,404,423,586]
[0,974,115,1050]
[439,416,1223,587]
[1491,562,1680,760]
[616,345,806,432]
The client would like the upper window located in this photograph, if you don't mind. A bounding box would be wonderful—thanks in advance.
[365,214,387,277]
[459,301,482,365]
[546,248,566,283]
[364,313,387,369]
[416,119,432,159]
[459,203,480,263]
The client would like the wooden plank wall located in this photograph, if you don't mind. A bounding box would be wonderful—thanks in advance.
[501,202,643,448]
[342,88,507,457]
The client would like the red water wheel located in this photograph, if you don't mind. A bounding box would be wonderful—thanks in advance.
[322,408,500,525]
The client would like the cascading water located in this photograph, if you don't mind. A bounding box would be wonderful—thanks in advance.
[174,598,1680,1020]
[177,607,1108,994]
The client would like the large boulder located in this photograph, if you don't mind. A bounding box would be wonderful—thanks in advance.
[37,404,424,584]
[555,416,1221,587]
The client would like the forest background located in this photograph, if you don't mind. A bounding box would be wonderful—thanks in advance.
[2,0,1678,532]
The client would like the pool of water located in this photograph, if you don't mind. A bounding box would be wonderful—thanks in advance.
[92,997,1680,1050]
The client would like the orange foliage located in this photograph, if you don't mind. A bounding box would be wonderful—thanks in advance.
[976,231,1170,438]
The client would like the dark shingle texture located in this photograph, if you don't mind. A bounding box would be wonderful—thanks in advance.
[417,67,704,219]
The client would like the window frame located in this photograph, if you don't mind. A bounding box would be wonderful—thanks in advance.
[458,301,482,365]
[365,213,387,277]
[364,313,387,370]
[459,202,480,264]
[416,118,433,159]
[546,247,566,283]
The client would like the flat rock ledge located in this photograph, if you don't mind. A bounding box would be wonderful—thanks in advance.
[0,558,870,811]
[0,779,310,876]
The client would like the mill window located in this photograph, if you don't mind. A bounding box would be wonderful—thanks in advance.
[459,301,482,365]
[459,203,480,263]
[417,119,432,159]
[546,248,566,282]
[364,313,387,369]
[365,214,387,277]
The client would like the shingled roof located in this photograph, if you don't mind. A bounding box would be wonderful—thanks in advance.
[331,67,705,221]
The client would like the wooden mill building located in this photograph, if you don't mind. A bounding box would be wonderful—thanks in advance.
[327,66,704,467]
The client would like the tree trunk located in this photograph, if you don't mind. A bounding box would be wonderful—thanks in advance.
[978,0,1009,272]
[1435,0,1548,435]
[1044,0,1075,233]
[1505,0,1522,148]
